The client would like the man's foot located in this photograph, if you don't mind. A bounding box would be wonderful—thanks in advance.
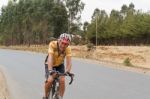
[43,97,48,99]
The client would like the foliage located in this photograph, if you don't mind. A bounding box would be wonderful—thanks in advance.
[63,0,85,33]
[123,57,132,66]
[86,43,95,51]
[0,0,84,45]
[71,35,81,45]
[1,2,150,45]
[86,3,150,45]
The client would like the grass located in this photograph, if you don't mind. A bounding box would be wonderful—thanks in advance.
[123,57,133,67]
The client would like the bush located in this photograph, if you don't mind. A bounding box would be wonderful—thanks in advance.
[71,35,81,45]
[72,37,80,45]
[86,43,95,51]
[123,57,132,66]
[49,37,56,41]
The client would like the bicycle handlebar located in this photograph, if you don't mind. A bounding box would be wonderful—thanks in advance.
[55,71,74,85]
[66,72,74,85]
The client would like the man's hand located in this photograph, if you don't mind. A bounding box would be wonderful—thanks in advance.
[48,70,56,75]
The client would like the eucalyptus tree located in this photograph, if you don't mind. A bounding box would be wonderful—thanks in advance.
[106,9,123,43]
[87,8,108,44]
[0,0,15,45]
[63,0,85,33]
[50,1,68,38]
[83,21,89,33]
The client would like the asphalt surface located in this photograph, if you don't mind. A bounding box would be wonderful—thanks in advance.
[0,49,150,99]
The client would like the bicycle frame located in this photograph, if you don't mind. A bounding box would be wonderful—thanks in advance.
[47,72,74,99]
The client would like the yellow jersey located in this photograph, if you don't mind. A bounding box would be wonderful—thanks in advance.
[48,41,71,67]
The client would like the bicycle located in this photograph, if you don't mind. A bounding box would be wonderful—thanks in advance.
[47,71,74,99]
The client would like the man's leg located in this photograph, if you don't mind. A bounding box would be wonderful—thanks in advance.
[59,76,65,98]
[56,64,65,98]
[44,76,54,97]
[44,64,54,98]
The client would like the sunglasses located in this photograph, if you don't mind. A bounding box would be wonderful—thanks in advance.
[61,41,69,46]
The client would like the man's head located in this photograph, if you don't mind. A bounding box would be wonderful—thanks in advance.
[58,33,71,52]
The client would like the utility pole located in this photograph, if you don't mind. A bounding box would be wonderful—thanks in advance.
[96,14,98,49]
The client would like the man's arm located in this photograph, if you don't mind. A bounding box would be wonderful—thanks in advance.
[66,56,72,73]
[48,53,53,71]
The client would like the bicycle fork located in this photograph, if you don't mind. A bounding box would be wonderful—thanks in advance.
[52,81,60,99]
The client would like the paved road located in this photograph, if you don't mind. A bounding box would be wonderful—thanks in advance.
[0,49,150,99]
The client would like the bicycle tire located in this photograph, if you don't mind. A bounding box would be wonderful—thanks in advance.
[47,81,57,99]
[48,82,55,99]
[48,87,53,99]
[52,81,60,99]
[53,94,59,99]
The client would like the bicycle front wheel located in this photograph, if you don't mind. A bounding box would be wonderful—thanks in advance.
[48,84,57,99]
[48,88,53,99]
[53,93,60,99]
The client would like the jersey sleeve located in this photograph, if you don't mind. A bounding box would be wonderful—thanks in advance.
[48,42,55,54]
[66,46,72,56]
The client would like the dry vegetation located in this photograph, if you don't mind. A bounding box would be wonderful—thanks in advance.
[71,46,150,68]
[1,45,150,73]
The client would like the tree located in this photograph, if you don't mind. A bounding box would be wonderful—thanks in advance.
[51,2,68,38]
[87,8,108,44]
[86,3,150,45]
[0,0,71,45]
[63,0,85,33]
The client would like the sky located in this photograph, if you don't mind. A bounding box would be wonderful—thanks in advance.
[81,0,150,22]
[0,0,150,23]
[0,0,8,8]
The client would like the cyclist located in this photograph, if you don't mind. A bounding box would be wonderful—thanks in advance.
[43,33,72,99]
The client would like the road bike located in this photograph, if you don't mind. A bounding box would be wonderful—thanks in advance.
[47,71,74,99]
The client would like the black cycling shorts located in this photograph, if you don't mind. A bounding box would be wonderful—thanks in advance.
[45,64,65,79]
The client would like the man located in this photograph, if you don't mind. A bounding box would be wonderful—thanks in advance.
[43,33,72,99]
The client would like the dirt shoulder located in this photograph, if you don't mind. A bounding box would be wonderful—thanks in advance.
[71,46,150,67]
[0,69,9,99]
[71,45,150,75]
